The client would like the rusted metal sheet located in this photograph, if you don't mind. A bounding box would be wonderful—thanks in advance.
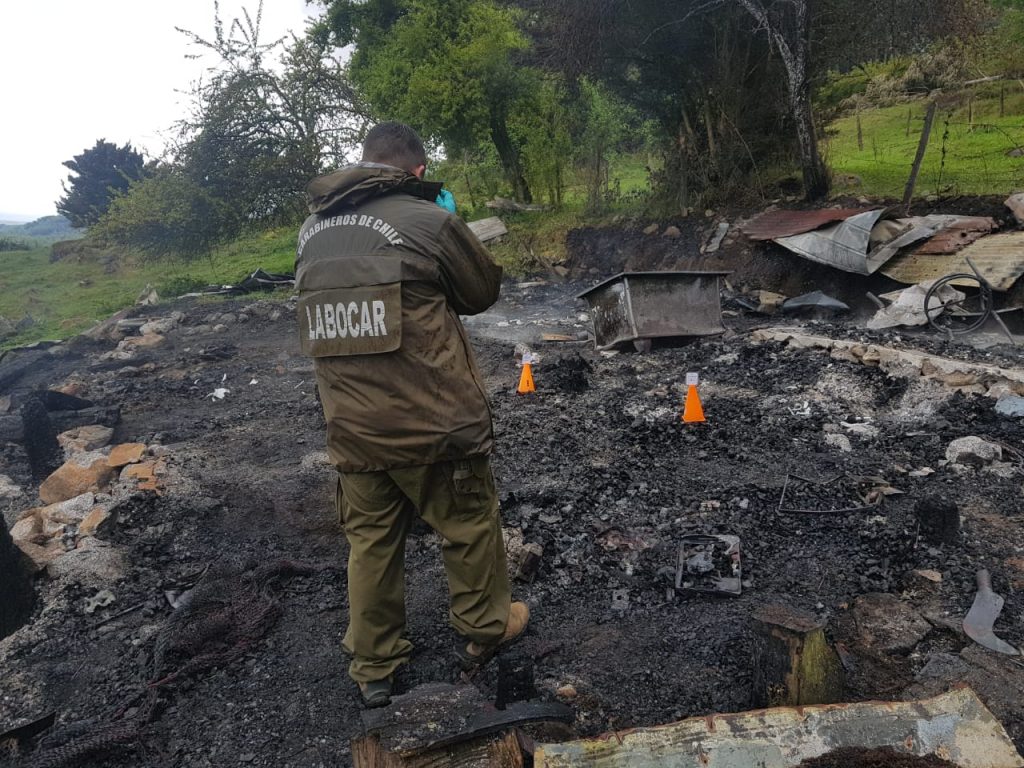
[914,217,997,255]
[743,209,874,241]
[577,272,728,351]
[535,687,1024,768]
[881,231,1024,291]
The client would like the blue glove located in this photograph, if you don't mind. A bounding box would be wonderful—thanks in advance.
[435,189,457,214]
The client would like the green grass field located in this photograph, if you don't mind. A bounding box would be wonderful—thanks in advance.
[825,89,1024,198]
[0,227,297,350]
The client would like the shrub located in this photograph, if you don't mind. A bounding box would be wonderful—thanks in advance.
[92,169,234,260]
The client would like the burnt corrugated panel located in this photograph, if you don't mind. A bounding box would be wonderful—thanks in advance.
[914,217,998,255]
[742,208,876,241]
[881,231,1024,291]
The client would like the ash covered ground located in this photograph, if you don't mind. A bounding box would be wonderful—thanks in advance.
[1,227,1024,767]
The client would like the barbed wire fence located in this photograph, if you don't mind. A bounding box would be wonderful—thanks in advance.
[825,83,1024,200]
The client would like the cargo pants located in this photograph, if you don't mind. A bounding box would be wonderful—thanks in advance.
[337,455,511,683]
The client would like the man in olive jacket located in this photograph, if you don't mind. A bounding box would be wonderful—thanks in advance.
[296,123,528,707]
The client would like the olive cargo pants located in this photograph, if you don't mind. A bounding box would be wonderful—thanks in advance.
[338,456,511,683]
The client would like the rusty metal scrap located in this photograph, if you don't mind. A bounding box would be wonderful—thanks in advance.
[676,535,742,596]
[577,272,728,351]
[742,208,875,241]
[914,217,997,255]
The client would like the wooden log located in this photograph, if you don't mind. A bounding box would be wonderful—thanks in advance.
[750,604,844,708]
[354,683,568,768]
[352,729,523,768]
[484,197,549,213]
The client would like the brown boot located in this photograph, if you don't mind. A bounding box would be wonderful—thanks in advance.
[455,602,530,670]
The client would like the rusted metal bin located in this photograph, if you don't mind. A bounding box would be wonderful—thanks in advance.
[577,271,729,351]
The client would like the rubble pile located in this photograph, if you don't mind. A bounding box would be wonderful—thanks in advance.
[0,270,1022,766]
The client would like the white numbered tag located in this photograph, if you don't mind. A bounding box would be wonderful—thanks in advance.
[686,372,699,386]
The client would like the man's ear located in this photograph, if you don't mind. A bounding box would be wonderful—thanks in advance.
[412,163,426,179]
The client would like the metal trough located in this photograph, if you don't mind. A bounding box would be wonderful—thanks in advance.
[576,271,728,351]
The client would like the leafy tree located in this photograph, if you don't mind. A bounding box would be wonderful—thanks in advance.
[319,0,536,202]
[175,2,367,228]
[574,78,635,213]
[92,168,230,260]
[56,140,147,227]
[509,74,573,207]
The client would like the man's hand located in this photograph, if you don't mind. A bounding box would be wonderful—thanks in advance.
[435,189,457,214]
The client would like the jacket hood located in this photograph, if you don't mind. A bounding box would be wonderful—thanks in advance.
[305,162,443,215]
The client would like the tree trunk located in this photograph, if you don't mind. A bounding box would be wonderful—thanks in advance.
[489,116,532,204]
[791,90,829,201]
[733,0,829,201]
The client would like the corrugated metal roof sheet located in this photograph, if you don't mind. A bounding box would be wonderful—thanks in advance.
[742,208,875,241]
[880,231,1024,291]
[773,210,885,274]
[914,216,997,255]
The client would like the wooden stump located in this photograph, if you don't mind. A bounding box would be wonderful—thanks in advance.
[353,683,571,768]
[751,604,844,708]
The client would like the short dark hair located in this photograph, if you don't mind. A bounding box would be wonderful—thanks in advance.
[361,122,427,173]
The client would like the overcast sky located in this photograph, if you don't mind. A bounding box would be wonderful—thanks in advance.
[0,0,317,220]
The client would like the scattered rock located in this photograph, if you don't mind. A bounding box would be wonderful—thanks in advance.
[39,453,117,504]
[136,285,159,306]
[121,460,163,492]
[642,223,659,236]
[10,512,43,543]
[46,537,126,583]
[139,314,183,335]
[945,436,1002,467]
[995,396,1024,418]
[84,589,116,614]
[825,433,853,453]
[300,451,332,470]
[842,422,880,440]
[43,492,97,524]
[0,474,25,502]
[753,291,788,314]
[851,593,931,655]
[912,569,943,583]
[58,425,115,458]
[662,226,682,239]
[556,684,578,699]
[107,443,148,468]
[1006,193,1024,225]
[120,333,165,351]
[16,538,65,572]
[79,504,118,538]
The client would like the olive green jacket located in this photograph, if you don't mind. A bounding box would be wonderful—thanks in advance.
[295,163,502,472]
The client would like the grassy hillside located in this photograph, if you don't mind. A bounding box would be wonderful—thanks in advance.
[0,228,297,350]
[825,88,1024,197]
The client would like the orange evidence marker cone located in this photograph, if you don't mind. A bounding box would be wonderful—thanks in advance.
[517,360,536,394]
[682,372,705,423]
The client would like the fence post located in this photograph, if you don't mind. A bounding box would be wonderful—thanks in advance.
[903,101,937,213]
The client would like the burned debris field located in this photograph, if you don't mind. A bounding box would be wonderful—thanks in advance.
[2,233,1024,766]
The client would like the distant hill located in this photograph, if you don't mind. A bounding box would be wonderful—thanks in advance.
[0,215,81,240]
